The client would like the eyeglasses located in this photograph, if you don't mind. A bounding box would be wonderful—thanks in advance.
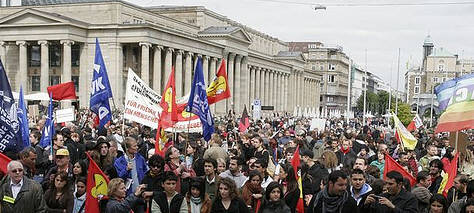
[11,169,23,173]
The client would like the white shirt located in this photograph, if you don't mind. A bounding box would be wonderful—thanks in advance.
[10,179,23,199]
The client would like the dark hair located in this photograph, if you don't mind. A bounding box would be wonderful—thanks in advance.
[355,157,368,166]
[19,147,36,159]
[216,177,239,200]
[248,170,263,184]
[188,177,206,200]
[76,176,87,185]
[429,159,444,171]
[467,180,474,198]
[254,159,268,169]
[328,170,347,184]
[417,171,431,183]
[301,148,314,159]
[230,156,242,166]
[52,171,70,194]
[430,194,448,213]
[403,178,411,191]
[280,163,297,195]
[74,159,88,177]
[148,154,165,169]
[163,171,178,182]
[386,171,404,184]
[398,151,408,157]
[164,145,176,162]
[351,168,365,177]
[285,147,296,155]
[204,158,218,170]
[370,179,385,195]
[462,198,474,213]
[265,181,283,200]
[443,147,455,161]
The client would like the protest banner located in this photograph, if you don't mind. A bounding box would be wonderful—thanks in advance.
[310,118,326,132]
[165,117,202,133]
[124,68,162,128]
[55,108,75,123]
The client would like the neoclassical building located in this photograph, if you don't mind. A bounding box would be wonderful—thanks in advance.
[0,0,321,115]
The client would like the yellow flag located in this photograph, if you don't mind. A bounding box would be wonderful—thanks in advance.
[393,113,418,150]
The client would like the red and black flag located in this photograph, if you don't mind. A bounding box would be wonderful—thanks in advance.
[239,105,250,132]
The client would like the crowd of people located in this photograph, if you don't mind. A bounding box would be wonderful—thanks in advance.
[0,109,474,213]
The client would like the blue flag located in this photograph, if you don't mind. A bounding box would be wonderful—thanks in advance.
[186,57,214,141]
[39,94,54,148]
[90,38,113,128]
[17,86,30,148]
[0,59,22,152]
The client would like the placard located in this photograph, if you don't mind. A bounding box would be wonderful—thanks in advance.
[55,108,75,123]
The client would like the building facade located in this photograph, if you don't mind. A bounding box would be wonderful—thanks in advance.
[288,42,349,115]
[405,35,474,115]
[0,1,322,115]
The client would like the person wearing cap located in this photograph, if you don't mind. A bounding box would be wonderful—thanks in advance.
[0,161,47,213]
[42,148,74,191]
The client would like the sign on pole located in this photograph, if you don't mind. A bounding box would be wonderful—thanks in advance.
[253,99,261,120]
[55,108,75,123]
[124,68,162,128]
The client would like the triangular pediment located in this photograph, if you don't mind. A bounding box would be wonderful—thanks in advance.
[0,8,87,27]
[230,29,252,43]
[198,26,251,45]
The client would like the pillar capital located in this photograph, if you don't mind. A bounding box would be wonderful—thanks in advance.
[185,51,193,57]
[203,55,210,60]
[228,52,236,59]
[38,40,48,46]
[60,40,75,46]
[166,47,174,53]
[211,56,218,62]
[235,54,242,61]
[0,41,6,46]
[176,49,184,55]
[16,41,27,46]
[154,45,163,51]
[139,42,152,48]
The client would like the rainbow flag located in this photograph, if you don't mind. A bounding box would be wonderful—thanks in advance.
[434,73,474,133]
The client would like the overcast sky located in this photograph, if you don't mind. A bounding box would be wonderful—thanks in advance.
[129,0,474,91]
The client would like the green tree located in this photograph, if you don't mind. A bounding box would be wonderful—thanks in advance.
[391,102,413,126]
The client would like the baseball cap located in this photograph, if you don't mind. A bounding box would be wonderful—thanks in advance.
[56,148,70,156]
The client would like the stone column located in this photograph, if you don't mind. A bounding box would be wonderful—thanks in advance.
[16,41,27,91]
[227,53,235,111]
[266,70,271,106]
[164,47,173,83]
[249,66,255,107]
[38,40,49,92]
[260,68,265,104]
[276,72,281,111]
[0,41,5,66]
[61,40,74,108]
[255,67,260,100]
[270,71,275,107]
[241,56,249,108]
[284,74,289,112]
[79,43,88,108]
[184,52,193,94]
[108,42,124,107]
[203,56,209,85]
[210,57,217,77]
[273,72,277,108]
[215,57,226,115]
[153,46,163,93]
[139,42,151,86]
[234,55,242,113]
[175,50,183,97]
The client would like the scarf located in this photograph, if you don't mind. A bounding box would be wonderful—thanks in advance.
[190,196,202,205]
[315,187,349,213]
[340,146,350,154]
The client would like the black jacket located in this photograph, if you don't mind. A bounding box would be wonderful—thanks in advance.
[210,197,250,213]
[308,192,359,213]
[64,138,85,165]
[140,171,164,194]
[152,191,185,213]
[258,200,291,213]
[361,189,418,213]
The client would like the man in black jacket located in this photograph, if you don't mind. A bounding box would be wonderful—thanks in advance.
[310,170,358,213]
[151,171,187,213]
[301,149,328,196]
[362,171,418,213]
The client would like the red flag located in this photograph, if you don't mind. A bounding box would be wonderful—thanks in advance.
[0,152,12,175]
[85,153,110,213]
[154,124,166,157]
[441,153,459,197]
[239,105,250,132]
[255,199,261,213]
[406,120,416,132]
[159,67,178,128]
[291,146,304,213]
[383,153,416,186]
[206,59,231,105]
[47,81,77,100]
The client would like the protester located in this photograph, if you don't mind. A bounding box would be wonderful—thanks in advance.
[203,158,220,200]
[114,137,148,194]
[106,178,148,213]
[185,177,212,213]
[349,168,372,207]
[151,171,188,213]
[44,171,74,212]
[0,161,46,213]
[258,181,291,213]
[210,177,250,213]
[219,156,247,188]
[429,194,448,213]
[241,170,264,212]
[72,176,86,213]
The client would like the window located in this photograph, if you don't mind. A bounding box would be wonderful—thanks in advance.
[71,44,80,67]
[438,64,444,72]
[327,75,335,83]
[50,76,60,86]
[329,64,336,71]
[31,76,40,91]
[320,65,324,70]
[50,45,61,67]
[327,97,334,102]
[433,77,439,83]
[415,77,420,85]
[442,77,447,82]
[414,86,419,94]
[72,76,79,92]
[312,66,316,71]
[28,45,41,67]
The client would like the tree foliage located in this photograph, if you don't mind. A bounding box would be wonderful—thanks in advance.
[356,91,412,125]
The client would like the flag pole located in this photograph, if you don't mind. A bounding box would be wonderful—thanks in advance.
[455,131,459,152]
[429,85,434,128]
[395,48,400,115]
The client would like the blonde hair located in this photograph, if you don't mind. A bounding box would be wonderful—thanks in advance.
[321,150,338,169]
[108,178,124,198]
